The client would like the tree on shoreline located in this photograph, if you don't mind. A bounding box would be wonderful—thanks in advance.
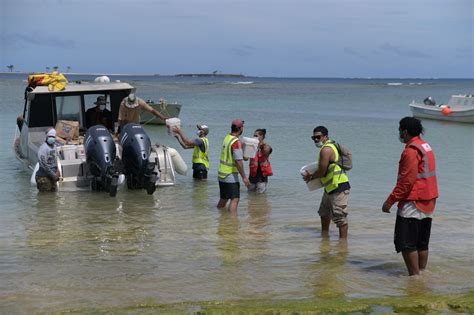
[7,65,14,72]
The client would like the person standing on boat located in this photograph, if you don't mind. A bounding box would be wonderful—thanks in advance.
[173,124,210,180]
[303,126,350,239]
[118,93,169,128]
[217,119,250,214]
[382,117,438,276]
[248,128,273,193]
[36,128,60,192]
[86,96,113,131]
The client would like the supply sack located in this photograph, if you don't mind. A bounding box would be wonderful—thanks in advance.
[55,120,80,140]
[334,142,352,171]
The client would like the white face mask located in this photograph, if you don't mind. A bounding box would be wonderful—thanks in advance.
[47,137,55,145]
[196,130,202,136]
[99,105,106,111]
[315,141,323,148]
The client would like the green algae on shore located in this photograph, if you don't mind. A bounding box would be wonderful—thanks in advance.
[65,291,474,314]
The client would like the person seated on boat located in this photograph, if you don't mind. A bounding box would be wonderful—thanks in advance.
[173,124,210,180]
[36,128,60,192]
[86,96,113,131]
[118,93,170,128]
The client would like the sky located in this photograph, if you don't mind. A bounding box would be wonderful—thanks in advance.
[1,0,472,78]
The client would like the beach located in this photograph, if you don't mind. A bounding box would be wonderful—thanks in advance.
[0,74,473,313]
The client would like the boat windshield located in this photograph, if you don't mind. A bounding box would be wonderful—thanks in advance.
[56,95,83,126]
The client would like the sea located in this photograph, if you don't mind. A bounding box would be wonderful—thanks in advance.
[0,74,473,313]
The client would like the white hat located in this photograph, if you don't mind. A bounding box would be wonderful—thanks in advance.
[126,93,139,108]
[46,128,56,137]
[197,124,209,135]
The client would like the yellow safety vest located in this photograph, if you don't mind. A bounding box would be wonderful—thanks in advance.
[320,141,349,193]
[192,137,209,170]
[218,134,239,179]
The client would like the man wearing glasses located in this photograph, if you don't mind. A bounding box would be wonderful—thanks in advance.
[303,126,350,238]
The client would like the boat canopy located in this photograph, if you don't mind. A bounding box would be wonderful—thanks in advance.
[29,82,135,95]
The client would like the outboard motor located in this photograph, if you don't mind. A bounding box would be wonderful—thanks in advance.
[84,125,120,196]
[119,123,157,194]
[423,96,436,106]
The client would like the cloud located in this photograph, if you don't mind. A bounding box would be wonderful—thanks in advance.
[377,42,431,58]
[228,45,256,57]
[343,47,367,59]
[1,33,75,49]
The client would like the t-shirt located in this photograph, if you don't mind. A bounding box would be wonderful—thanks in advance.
[118,97,154,124]
[193,138,206,153]
[220,139,243,183]
[36,142,57,178]
[86,107,113,130]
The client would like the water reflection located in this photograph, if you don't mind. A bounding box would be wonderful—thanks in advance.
[217,211,241,266]
[309,238,348,299]
[191,180,210,210]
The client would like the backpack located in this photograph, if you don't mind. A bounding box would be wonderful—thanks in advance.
[333,142,352,171]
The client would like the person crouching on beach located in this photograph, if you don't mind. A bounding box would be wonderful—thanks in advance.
[382,117,438,276]
[173,124,210,180]
[248,128,273,193]
[217,119,250,214]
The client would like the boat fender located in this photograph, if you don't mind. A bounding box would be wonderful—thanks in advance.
[30,163,39,185]
[167,147,188,175]
[441,106,452,116]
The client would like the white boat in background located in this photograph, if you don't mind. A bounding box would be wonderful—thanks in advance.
[140,99,181,125]
[409,94,474,123]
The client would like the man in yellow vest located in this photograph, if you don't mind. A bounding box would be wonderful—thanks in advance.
[303,126,350,238]
[173,124,210,180]
[217,119,250,213]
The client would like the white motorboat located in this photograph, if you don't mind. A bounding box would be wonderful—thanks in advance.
[14,76,187,195]
[409,95,474,123]
[140,98,182,125]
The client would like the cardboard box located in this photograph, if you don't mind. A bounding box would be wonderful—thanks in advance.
[55,120,79,140]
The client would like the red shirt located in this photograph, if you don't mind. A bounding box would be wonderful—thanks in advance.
[385,137,436,213]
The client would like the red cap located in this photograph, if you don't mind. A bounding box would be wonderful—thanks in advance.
[231,119,244,128]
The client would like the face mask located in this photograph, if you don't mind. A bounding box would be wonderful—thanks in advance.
[315,141,323,148]
[99,105,106,111]
[47,137,55,145]
[196,130,202,136]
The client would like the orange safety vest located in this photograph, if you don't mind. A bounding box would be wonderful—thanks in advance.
[249,145,273,177]
[402,137,439,205]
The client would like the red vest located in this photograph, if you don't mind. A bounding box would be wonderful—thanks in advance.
[403,137,439,202]
[249,146,273,177]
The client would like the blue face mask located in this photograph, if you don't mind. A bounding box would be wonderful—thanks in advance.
[47,137,55,145]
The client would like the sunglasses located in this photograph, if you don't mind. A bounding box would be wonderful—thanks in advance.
[311,135,323,141]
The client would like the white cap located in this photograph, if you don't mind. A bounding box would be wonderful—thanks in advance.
[46,128,56,137]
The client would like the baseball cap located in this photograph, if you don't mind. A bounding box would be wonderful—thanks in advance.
[197,124,209,135]
[231,119,244,128]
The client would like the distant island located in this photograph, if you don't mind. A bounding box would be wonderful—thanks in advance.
[175,73,245,78]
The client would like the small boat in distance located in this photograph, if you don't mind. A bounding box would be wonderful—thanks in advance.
[140,98,181,125]
[409,94,474,123]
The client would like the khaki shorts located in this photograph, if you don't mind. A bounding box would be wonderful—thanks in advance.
[318,190,350,227]
[36,176,57,192]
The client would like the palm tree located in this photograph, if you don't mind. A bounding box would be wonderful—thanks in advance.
[66,66,71,73]
[46,66,50,72]
[52,66,59,72]
[6,65,14,72]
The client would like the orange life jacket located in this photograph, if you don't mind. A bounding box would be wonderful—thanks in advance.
[402,137,439,205]
[249,145,273,177]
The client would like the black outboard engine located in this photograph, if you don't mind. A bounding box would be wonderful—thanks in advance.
[84,125,120,197]
[423,96,436,106]
[119,123,157,194]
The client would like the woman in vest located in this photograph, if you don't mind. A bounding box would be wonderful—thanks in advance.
[248,128,273,193]
[383,117,438,276]
[173,124,209,180]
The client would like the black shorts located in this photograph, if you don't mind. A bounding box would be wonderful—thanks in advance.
[192,163,208,179]
[394,216,432,253]
[219,181,240,200]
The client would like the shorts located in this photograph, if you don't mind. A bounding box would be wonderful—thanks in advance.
[219,181,240,200]
[192,163,208,180]
[318,190,350,227]
[394,215,432,253]
[36,176,57,192]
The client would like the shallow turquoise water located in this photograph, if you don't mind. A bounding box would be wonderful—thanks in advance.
[0,75,472,313]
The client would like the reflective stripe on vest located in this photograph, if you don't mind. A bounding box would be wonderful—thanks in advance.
[218,134,239,179]
[319,141,349,193]
[192,137,209,170]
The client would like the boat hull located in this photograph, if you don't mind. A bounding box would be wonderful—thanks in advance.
[140,102,182,125]
[409,104,474,123]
